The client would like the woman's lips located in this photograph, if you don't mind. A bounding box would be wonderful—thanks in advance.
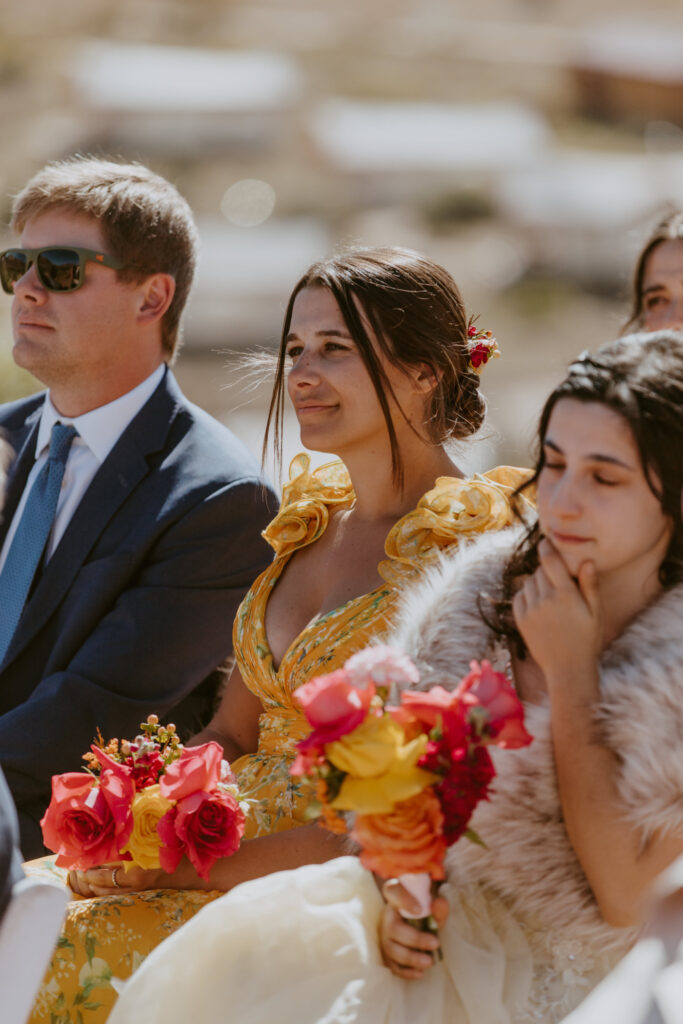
[550,530,592,544]
[296,404,336,415]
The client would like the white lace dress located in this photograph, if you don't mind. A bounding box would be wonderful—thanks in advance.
[108,531,683,1024]
[107,644,627,1024]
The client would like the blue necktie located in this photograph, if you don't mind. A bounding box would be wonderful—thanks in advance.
[0,422,77,665]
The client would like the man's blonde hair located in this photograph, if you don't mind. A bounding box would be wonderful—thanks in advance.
[11,156,199,359]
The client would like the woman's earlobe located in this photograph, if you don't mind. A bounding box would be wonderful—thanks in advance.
[413,364,442,394]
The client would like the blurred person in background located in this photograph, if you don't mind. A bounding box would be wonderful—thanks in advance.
[29,246,529,1024]
[623,209,683,334]
[0,156,277,859]
[107,331,683,1024]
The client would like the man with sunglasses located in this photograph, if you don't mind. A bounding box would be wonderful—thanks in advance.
[0,156,277,857]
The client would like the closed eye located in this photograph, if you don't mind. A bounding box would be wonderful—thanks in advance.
[594,474,619,486]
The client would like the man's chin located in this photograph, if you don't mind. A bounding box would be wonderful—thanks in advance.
[11,340,51,382]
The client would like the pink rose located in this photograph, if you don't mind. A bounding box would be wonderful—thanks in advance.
[456,660,533,749]
[158,787,245,880]
[294,669,375,749]
[344,646,420,690]
[400,687,468,749]
[159,742,223,801]
[41,770,134,869]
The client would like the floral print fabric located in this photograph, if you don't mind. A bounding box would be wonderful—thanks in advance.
[25,454,529,1024]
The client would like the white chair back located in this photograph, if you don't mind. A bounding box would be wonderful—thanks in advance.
[0,875,68,1024]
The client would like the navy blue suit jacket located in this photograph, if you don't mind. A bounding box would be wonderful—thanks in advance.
[0,369,277,857]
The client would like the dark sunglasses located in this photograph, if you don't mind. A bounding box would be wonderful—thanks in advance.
[0,246,125,294]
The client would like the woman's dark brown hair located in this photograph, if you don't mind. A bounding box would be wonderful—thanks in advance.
[263,246,486,489]
[487,330,683,656]
[622,209,683,334]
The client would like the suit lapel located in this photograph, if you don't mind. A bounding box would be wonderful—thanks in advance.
[0,405,42,550]
[3,370,183,666]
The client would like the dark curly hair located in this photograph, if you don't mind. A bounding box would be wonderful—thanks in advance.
[485,330,683,656]
[263,246,487,490]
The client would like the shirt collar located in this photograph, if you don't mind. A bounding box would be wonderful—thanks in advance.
[36,364,166,464]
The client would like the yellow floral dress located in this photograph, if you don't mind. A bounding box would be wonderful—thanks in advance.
[26,454,530,1024]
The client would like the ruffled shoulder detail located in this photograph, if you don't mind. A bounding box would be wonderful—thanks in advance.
[379,466,533,586]
[262,453,354,557]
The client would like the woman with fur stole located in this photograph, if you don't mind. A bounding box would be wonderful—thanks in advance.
[108,330,683,1024]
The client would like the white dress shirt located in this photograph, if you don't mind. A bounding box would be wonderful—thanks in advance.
[0,364,165,573]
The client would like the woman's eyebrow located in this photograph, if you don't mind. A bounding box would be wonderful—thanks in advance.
[642,284,665,296]
[544,439,634,471]
[285,328,352,342]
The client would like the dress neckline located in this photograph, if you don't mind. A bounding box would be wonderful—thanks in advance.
[258,454,533,677]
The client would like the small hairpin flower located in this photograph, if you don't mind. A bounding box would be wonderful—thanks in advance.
[466,319,500,375]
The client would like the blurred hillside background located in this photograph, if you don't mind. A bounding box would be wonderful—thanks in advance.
[1,0,682,480]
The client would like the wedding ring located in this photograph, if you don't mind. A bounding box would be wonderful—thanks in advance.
[111,867,121,889]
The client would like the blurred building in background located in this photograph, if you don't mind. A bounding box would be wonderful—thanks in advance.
[1,0,682,476]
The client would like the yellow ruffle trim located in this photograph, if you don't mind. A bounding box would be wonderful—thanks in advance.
[263,455,533,582]
[379,466,533,585]
[262,454,353,557]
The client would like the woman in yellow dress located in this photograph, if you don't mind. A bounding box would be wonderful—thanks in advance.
[27,246,529,1023]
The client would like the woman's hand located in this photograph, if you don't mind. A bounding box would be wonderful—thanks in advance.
[67,862,171,898]
[379,878,449,979]
[512,537,602,680]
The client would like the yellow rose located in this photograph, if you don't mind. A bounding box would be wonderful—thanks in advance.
[121,785,172,870]
[328,716,437,814]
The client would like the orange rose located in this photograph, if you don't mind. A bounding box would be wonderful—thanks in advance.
[351,789,447,880]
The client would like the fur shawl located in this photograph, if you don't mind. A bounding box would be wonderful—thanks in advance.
[390,527,683,955]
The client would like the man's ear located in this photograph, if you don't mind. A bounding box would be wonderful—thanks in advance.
[136,273,176,325]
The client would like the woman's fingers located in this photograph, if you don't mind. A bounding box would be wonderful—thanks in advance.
[379,904,441,979]
[67,864,134,898]
[537,537,574,588]
[381,877,422,916]
[431,895,449,927]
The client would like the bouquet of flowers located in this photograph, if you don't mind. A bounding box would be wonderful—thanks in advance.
[41,716,247,881]
[291,646,532,926]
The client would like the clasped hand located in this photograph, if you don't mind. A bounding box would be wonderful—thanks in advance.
[512,537,602,678]
[68,863,168,898]
[379,878,449,979]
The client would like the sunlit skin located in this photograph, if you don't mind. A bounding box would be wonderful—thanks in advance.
[379,398,681,977]
[640,239,683,331]
[68,284,463,901]
[535,399,671,625]
[10,208,174,416]
[284,286,459,519]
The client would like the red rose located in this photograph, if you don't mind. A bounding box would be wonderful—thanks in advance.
[41,770,134,869]
[295,669,375,750]
[468,344,489,368]
[400,687,468,749]
[436,746,495,845]
[158,787,245,880]
[456,660,533,749]
[159,742,223,801]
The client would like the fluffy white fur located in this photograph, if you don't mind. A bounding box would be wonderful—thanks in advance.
[389,527,683,956]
